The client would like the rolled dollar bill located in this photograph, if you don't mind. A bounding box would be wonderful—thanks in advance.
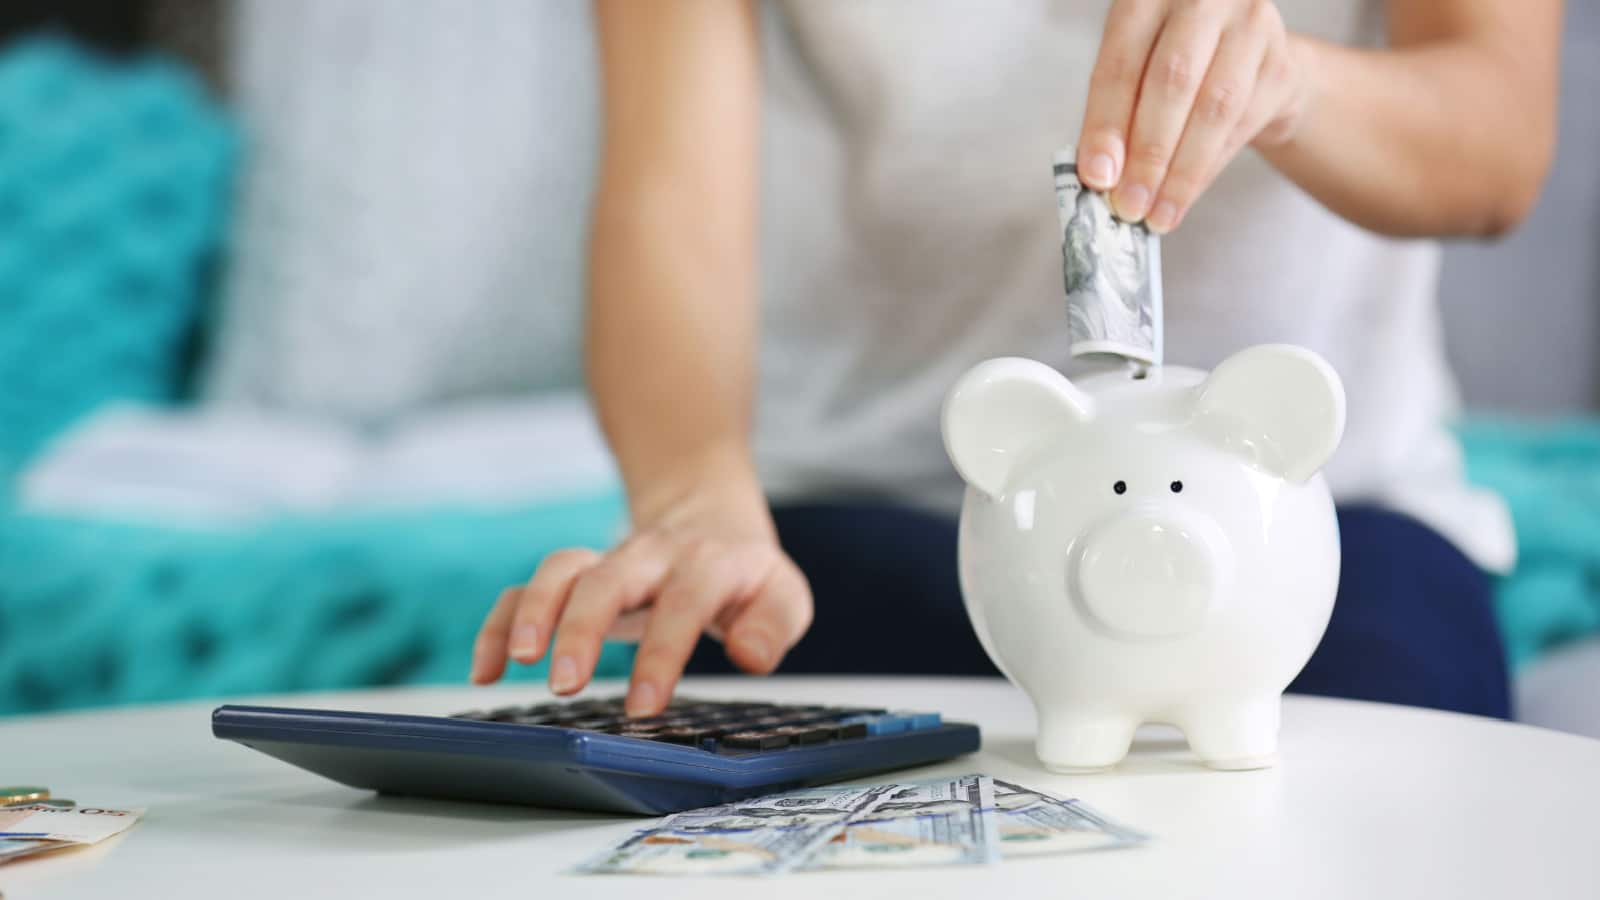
[1054,146,1164,367]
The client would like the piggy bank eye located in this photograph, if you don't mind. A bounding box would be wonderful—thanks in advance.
[1170,480,1183,493]
[1113,480,1127,495]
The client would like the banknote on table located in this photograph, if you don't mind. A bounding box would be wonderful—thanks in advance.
[0,803,142,865]
[1054,145,1164,367]
[0,803,142,844]
[803,773,999,870]
[991,779,1147,857]
[0,838,70,864]
[575,783,896,876]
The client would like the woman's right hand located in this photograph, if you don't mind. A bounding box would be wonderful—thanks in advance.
[469,453,813,717]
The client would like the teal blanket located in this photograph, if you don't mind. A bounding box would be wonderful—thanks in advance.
[1460,419,1600,668]
[2,420,1596,716]
[0,493,635,715]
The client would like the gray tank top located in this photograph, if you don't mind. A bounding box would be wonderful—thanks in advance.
[754,0,1513,571]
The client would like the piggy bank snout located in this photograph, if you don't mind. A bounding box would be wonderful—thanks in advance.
[1074,511,1230,640]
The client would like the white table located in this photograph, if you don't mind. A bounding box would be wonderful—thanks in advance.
[4,677,1599,899]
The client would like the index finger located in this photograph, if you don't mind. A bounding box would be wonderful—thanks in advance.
[1078,0,1167,191]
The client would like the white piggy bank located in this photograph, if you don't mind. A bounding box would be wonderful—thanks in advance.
[942,344,1345,772]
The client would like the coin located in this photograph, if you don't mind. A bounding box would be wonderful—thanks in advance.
[4,798,72,809]
[0,788,47,807]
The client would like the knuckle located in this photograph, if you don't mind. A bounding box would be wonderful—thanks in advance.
[571,565,624,606]
[1198,81,1245,123]
[1129,139,1173,169]
[1154,52,1198,94]
[680,537,727,571]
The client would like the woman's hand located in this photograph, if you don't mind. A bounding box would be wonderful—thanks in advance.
[470,454,812,717]
[1076,0,1310,234]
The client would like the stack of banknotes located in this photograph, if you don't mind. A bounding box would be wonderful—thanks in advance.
[0,787,143,865]
[577,774,1146,876]
[1055,146,1164,368]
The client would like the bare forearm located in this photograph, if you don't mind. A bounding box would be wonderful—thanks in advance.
[586,0,764,526]
[587,182,760,521]
[1262,5,1560,238]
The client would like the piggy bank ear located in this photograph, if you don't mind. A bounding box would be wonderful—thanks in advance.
[942,358,1095,498]
[1194,344,1346,483]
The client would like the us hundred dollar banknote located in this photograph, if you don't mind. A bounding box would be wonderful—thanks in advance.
[574,783,896,876]
[1054,145,1164,367]
[803,774,999,870]
[991,779,1147,857]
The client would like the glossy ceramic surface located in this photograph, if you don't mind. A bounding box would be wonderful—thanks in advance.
[943,345,1346,771]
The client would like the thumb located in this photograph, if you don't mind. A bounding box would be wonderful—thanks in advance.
[721,560,813,674]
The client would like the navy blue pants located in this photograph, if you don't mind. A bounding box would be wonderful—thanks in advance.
[687,502,1511,719]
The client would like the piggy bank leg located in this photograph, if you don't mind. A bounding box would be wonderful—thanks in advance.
[1177,697,1281,770]
[1035,712,1139,772]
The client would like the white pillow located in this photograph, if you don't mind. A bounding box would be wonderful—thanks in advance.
[205,0,598,423]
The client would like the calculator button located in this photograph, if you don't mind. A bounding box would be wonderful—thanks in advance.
[836,713,911,735]
[897,711,943,731]
[722,730,790,750]
[449,710,493,720]
[654,727,712,745]
[774,725,833,745]
[831,722,869,740]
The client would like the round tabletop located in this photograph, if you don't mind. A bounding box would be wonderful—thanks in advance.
[4,677,1599,899]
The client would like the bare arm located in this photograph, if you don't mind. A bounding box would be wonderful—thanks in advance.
[588,0,763,516]
[1263,0,1562,237]
[473,0,813,717]
[1076,0,1562,239]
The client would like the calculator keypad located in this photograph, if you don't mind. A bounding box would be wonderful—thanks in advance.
[451,698,942,752]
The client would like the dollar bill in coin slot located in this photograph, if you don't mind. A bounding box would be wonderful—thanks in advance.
[1055,145,1164,369]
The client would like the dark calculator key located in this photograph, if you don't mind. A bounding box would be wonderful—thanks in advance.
[832,722,869,740]
[827,707,889,718]
[774,725,833,745]
[449,710,492,720]
[654,727,713,746]
[721,730,790,750]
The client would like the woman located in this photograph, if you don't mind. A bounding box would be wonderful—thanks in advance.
[471,0,1561,720]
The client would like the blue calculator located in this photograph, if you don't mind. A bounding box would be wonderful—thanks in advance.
[211,696,981,815]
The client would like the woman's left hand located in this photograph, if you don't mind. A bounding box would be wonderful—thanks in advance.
[1076,0,1310,233]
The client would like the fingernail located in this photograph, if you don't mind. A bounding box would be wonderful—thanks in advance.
[1113,184,1151,222]
[510,624,540,660]
[550,656,579,693]
[1147,200,1180,234]
[626,681,659,716]
[737,633,771,670]
[1083,152,1116,188]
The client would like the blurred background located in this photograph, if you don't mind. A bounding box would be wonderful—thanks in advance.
[0,2,1595,735]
